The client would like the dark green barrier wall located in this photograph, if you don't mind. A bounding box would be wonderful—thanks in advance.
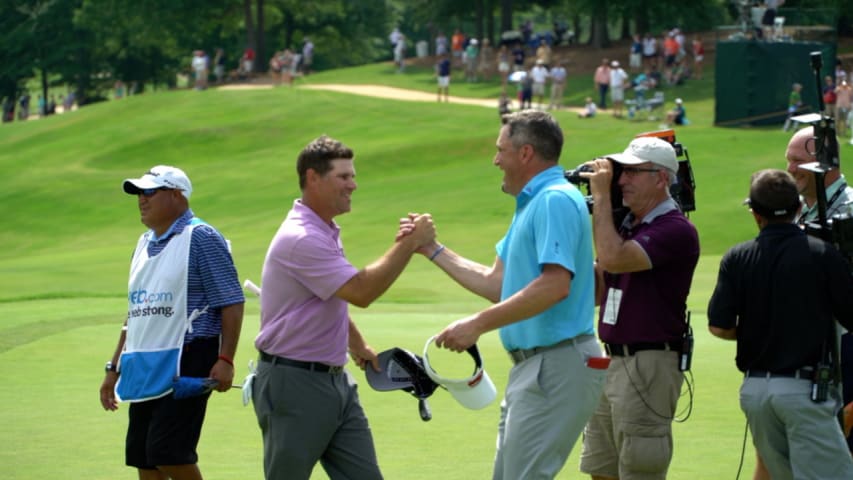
[715,41,835,126]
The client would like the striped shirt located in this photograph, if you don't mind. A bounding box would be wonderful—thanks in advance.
[137,209,244,343]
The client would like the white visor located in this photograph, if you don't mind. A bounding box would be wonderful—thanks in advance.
[422,336,496,410]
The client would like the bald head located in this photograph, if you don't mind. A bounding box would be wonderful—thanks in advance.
[785,126,840,203]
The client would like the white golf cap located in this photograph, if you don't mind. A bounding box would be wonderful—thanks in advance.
[606,136,678,175]
[422,336,496,410]
[123,165,193,199]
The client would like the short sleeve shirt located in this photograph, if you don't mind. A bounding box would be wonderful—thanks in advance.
[496,166,596,350]
[598,200,700,344]
[255,200,359,365]
[708,224,853,372]
[796,176,853,224]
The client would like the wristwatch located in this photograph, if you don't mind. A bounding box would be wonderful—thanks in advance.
[105,361,117,373]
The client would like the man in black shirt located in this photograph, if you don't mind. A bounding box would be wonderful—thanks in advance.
[708,168,853,479]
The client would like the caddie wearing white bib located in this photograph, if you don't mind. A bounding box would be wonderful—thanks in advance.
[99,166,244,480]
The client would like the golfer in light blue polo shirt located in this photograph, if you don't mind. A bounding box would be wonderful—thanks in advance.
[497,164,596,351]
[419,110,607,479]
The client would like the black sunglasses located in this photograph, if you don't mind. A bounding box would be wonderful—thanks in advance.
[140,187,173,197]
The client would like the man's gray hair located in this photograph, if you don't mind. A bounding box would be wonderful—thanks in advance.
[501,110,563,163]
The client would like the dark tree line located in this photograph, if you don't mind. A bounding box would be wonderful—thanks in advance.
[0,0,846,108]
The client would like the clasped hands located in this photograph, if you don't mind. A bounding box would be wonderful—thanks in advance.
[397,212,438,254]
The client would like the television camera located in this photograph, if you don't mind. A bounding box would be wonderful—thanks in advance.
[564,129,696,225]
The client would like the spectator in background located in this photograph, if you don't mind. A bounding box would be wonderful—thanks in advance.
[836,80,852,137]
[18,92,30,120]
[578,97,597,118]
[782,83,803,132]
[642,33,658,70]
[394,34,407,73]
[464,39,479,82]
[519,70,533,110]
[451,29,466,66]
[191,50,208,90]
[673,28,686,62]
[301,38,314,75]
[631,69,651,108]
[275,49,295,86]
[213,48,226,84]
[435,31,449,56]
[289,50,302,82]
[823,74,837,118]
[530,59,549,108]
[521,19,533,46]
[609,60,628,118]
[389,27,402,57]
[663,33,679,85]
[512,42,526,72]
[692,36,705,80]
[836,59,847,85]
[241,47,255,77]
[548,61,567,110]
[629,34,642,71]
[2,97,14,123]
[436,53,451,103]
[665,97,687,127]
[594,58,611,110]
[536,39,552,67]
[762,0,786,40]
[63,91,74,113]
[497,45,511,93]
[479,38,494,81]
[115,80,126,99]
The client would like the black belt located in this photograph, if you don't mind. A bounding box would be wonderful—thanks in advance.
[745,367,814,380]
[258,351,344,374]
[605,341,681,357]
[508,335,595,365]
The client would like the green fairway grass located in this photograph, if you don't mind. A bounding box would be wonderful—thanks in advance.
[0,58,823,478]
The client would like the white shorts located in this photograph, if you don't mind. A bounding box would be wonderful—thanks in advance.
[438,76,450,88]
[611,87,624,102]
[630,53,641,68]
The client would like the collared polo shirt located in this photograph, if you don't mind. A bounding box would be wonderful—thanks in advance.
[256,199,358,366]
[708,223,853,372]
[797,175,853,224]
[598,199,699,344]
[496,166,595,351]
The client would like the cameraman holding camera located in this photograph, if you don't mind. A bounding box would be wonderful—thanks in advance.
[577,136,699,480]
[787,125,853,458]
[707,169,853,480]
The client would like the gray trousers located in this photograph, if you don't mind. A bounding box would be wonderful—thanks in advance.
[741,376,853,480]
[493,336,607,479]
[252,360,382,480]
